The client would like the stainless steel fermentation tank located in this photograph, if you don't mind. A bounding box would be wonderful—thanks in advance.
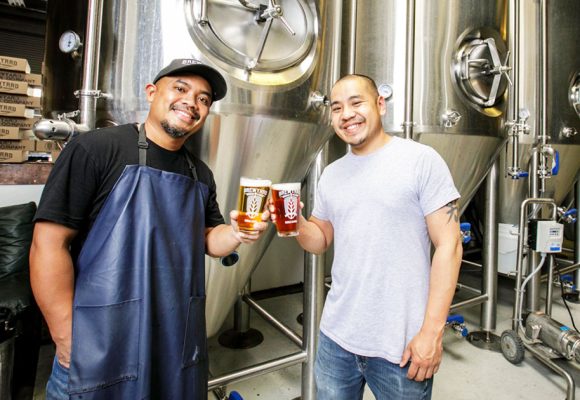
[500,0,580,225]
[344,0,511,212]
[42,0,341,336]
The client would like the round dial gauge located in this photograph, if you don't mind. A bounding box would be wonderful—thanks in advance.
[59,30,82,54]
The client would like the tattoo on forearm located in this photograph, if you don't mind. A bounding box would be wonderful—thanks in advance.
[445,201,459,223]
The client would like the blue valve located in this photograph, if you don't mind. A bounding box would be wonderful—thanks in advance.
[511,171,529,179]
[229,391,244,400]
[551,150,559,176]
[446,315,468,337]
[460,222,472,244]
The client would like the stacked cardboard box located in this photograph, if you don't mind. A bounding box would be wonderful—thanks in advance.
[0,55,44,163]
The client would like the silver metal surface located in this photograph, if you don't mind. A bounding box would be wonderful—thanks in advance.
[449,294,488,312]
[348,0,509,212]
[207,351,307,390]
[482,160,499,331]
[301,148,327,400]
[576,178,580,288]
[499,0,580,225]
[524,342,576,400]
[526,312,580,363]
[42,0,341,337]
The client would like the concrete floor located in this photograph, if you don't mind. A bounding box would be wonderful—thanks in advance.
[32,269,580,400]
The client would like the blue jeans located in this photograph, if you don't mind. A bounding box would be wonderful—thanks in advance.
[315,332,433,400]
[46,357,70,400]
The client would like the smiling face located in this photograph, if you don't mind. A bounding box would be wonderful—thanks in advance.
[145,75,213,143]
[330,75,388,155]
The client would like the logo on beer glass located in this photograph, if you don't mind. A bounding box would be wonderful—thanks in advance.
[237,177,271,233]
[272,183,300,237]
[282,193,298,220]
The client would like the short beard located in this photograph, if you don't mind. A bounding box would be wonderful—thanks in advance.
[160,120,188,138]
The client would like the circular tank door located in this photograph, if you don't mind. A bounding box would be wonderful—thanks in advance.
[185,0,317,86]
[451,28,510,116]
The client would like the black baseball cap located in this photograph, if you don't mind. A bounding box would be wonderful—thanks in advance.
[153,59,227,101]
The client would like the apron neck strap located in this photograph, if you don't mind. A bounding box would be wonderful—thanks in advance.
[137,123,148,166]
[137,123,198,181]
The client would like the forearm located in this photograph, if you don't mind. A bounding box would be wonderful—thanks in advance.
[296,215,329,254]
[205,224,242,257]
[421,242,463,334]
[29,241,74,346]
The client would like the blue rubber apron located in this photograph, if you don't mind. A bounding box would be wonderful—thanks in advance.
[67,125,209,399]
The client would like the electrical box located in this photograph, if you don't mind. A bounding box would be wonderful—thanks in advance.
[528,219,564,253]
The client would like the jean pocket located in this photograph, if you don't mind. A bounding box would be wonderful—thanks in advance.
[68,298,141,394]
[182,295,207,368]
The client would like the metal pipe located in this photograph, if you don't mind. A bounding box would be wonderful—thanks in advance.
[523,342,576,400]
[508,0,521,174]
[243,295,303,347]
[346,0,357,74]
[538,0,548,195]
[545,256,554,315]
[207,351,307,390]
[234,282,252,333]
[541,262,580,282]
[527,150,541,312]
[461,259,482,268]
[301,147,327,400]
[450,294,489,312]
[455,283,481,295]
[79,0,104,130]
[512,198,557,330]
[574,179,580,288]
[402,0,415,139]
[482,160,499,331]
[199,0,208,23]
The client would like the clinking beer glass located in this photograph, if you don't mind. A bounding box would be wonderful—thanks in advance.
[271,182,300,237]
[237,177,271,233]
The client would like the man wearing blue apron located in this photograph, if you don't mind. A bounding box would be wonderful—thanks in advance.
[30,59,269,399]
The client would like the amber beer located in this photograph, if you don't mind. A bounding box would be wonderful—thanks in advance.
[237,177,272,233]
[272,182,300,237]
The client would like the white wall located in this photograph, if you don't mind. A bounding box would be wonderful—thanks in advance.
[0,184,44,207]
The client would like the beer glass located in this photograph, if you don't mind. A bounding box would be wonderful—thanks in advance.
[271,182,300,237]
[237,177,271,233]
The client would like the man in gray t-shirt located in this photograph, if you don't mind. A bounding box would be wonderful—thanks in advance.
[272,75,462,400]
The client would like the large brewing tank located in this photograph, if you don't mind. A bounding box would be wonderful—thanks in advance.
[42,0,341,336]
[499,0,580,225]
[344,0,510,212]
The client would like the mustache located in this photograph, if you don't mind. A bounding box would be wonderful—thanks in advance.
[171,105,200,121]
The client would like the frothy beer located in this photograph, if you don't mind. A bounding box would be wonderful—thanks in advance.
[237,177,271,233]
[272,183,300,237]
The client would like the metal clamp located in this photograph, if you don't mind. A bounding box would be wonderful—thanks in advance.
[441,109,462,128]
[561,126,578,138]
[74,89,113,100]
[308,91,329,110]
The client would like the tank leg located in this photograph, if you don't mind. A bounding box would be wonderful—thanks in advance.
[299,149,327,400]
[218,281,264,349]
[467,161,501,351]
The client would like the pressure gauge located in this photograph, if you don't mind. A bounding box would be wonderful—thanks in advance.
[59,30,82,54]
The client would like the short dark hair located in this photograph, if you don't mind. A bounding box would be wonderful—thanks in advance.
[334,74,379,97]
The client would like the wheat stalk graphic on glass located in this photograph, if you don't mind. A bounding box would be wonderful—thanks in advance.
[285,197,298,219]
[247,195,261,219]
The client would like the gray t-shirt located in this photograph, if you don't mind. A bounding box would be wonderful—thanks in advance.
[312,135,460,363]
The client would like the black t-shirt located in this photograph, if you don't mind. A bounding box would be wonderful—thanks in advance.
[35,124,225,261]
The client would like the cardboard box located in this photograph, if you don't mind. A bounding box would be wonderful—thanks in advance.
[0,149,27,163]
[0,139,36,151]
[0,102,35,118]
[0,70,42,86]
[0,117,39,129]
[0,56,31,74]
[0,93,41,109]
[35,140,60,152]
[0,126,23,140]
[0,79,33,96]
